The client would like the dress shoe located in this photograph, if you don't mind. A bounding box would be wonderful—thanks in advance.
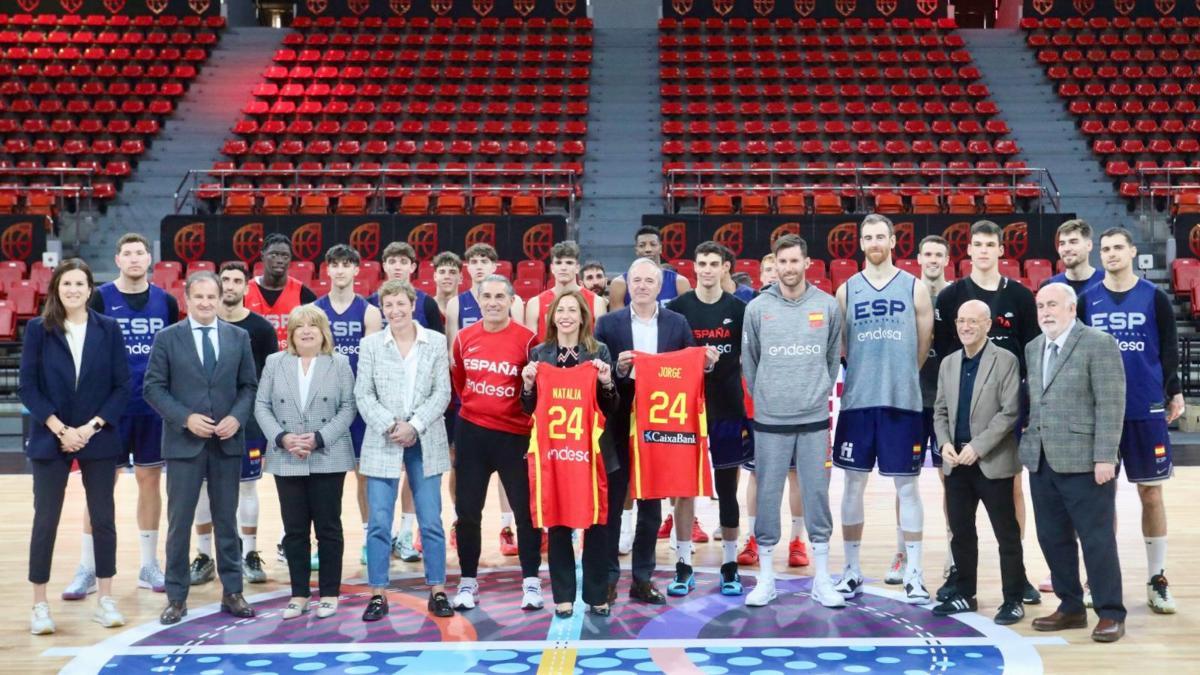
[160,600,187,625]
[1032,610,1088,632]
[588,604,611,617]
[221,593,255,618]
[1091,618,1125,643]
[362,594,388,622]
[428,591,454,618]
[606,582,618,605]
[629,580,666,605]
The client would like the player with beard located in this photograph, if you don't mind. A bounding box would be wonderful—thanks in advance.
[244,234,317,351]
[188,262,278,586]
[1045,219,1104,298]
[581,261,609,302]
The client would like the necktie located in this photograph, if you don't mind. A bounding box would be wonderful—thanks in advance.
[1043,342,1059,391]
[199,326,216,377]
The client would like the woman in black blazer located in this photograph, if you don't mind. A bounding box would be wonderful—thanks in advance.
[19,259,131,635]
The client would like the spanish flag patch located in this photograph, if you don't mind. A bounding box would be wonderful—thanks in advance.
[912,444,922,455]
[808,311,824,328]
[1154,445,1166,457]
[249,448,261,460]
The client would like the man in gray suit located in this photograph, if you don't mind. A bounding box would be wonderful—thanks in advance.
[1021,282,1126,642]
[143,271,259,625]
[931,300,1026,625]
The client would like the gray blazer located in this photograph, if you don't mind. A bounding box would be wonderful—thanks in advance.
[1020,322,1126,473]
[354,324,451,479]
[255,352,357,476]
[143,318,257,458]
[934,341,1022,479]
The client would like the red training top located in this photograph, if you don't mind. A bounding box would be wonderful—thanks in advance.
[244,276,304,350]
[452,319,536,435]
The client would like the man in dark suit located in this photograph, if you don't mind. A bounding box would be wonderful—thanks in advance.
[594,257,715,605]
[143,271,259,625]
[1022,282,1127,642]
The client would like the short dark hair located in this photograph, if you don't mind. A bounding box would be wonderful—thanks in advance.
[694,241,728,261]
[772,234,808,257]
[1057,218,1092,240]
[731,272,753,287]
[970,220,1002,240]
[263,232,291,251]
[324,243,361,266]
[1099,226,1134,246]
[550,240,582,262]
[918,235,949,254]
[219,260,248,277]
[581,260,605,275]
[382,241,416,263]
[634,226,661,242]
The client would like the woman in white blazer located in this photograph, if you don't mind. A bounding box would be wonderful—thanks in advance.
[355,280,453,621]
[255,305,357,620]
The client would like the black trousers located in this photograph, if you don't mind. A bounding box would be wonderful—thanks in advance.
[274,472,346,599]
[547,524,608,605]
[454,418,541,579]
[945,462,1025,603]
[1030,451,1126,622]
[30,456,116,584]
[603,458,662,585]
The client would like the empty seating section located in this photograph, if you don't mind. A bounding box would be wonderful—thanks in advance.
[1024,16,1200,209]
[659,16,1032,215]
[215,15,592,215]
[0,12,225,210]
[0,259,58,337]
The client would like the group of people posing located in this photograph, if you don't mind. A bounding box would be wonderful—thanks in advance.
[21,217,1178,646]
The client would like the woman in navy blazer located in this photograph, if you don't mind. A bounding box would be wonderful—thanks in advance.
[19,259,131,635]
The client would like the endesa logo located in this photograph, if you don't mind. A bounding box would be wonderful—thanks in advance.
[465,378,517,398]
[116,316,165,336]
[334,343,360,357]
[853,299,907,320]
[546,447,590,463]
[642,430,697,445]
[767,343,823,357]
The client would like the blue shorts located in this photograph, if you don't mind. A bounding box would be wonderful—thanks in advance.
[1117,418,1173,484]
[351,415,366,460]
[708,417,753,469]
[118,414,163,467]
[833,407,925,477]
[241,437,265,481]
[922,407,942,468]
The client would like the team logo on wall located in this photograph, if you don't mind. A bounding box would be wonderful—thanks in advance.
[916,0,938,14]
[514,0,535,15]
[173,222,207,264]
[1189,224,1200,258]
[1032,0,1054,15]
[673,0,694,14]
[348,0,370,15]
[769,221,800,249]
[145,0,168,13]
[231,222,263,265]
[407,222,438,261]
[713,0,735,16]
[1002,221,1029,260]
[555,0,576,15]
[291,222,323,263]
[0,221,33,263]
[894,221,914,259]
[389,0,412,14]
[794,0,815,16]
[1072,0,1093,14]
[835,0,856,17]
[465,222,496,248]
[17,0,40,12]
[188,0,210,13]
[523,223,554,261]
[59,0,83,13]
[827,222,859,259]
[876,0,897,16]
[104,0,126,13]
[753,0,775,16]
[713,221,744,256]
[1113,0,1134,14]
[660,221,687,262]
[431,0,453,14]
[942,221,970,263]
[1155,0,1175,13]
[306,0,328,14]
[349,222,381,261]
[473,0,494,15]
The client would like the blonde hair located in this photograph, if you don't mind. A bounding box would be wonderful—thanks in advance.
[376,279,416,304]
[286,304,334,356]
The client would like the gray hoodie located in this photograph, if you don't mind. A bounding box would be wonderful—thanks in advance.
[741,282,843,428]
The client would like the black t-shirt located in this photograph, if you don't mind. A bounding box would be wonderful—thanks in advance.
[228,310,278,377]
[667,291,746,419]
[89,285,180,321]
[934,276,1039,376]
[259,283,317,307]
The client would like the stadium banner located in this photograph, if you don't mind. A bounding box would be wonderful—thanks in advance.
[160,215,564,266]
[642,213,1075,264]
[1021,0,1200,17]
[1173,214,1200,259]
[0,216,49,268]
[661,0,947,20]
[6,0,220,16]
[296,0,587,19]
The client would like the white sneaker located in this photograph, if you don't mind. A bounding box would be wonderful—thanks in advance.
[138,562,166,593]
[1084,581,1093,609]
[834,567,865,599]
[1148,575,1177,614]
[884,552,906,585]
[521,577,544,611]
[62,565,98,600]
[453,581,478,610]
[618,526,633,555]
[31,602,55,635]
[812,575,847,608]
[903,569,931,605]
[745,578,777,607]
[92,596,125,628]
[395,531,421,563]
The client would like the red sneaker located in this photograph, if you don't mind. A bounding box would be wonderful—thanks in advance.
[499,526,518,556]
[788,537,810,567]
[690,518,709,544]
[449,521,457,550]
[540,529,548,554]
[656,514,674,539]
[737,536,759,566]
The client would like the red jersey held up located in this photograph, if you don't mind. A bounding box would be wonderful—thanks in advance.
[527,363,608,529]
[244,275,304,350]
[535,287,597,342]
[630,347,714,500]
[452,319,536,436]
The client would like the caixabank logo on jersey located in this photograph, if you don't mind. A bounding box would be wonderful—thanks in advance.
[643,429,699,445]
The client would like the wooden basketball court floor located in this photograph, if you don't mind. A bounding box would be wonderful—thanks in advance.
[2,467,1197,674]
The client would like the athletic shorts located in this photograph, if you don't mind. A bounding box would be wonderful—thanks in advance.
[832,407,925,477]
[241,437,265,481]
[118,414,163,467]
[708,417,754,469]
[922,407,942,468]
[1117,417,1173,484]
[350,414,366,460]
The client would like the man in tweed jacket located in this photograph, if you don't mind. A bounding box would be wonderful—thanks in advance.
[1021,282,1127,643]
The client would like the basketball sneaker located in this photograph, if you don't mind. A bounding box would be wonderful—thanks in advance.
[657,514,674,539]
[453,579,478,610]
[690,518,709,544]
[936,566,959,603]
[395,531,421,563]
[931,594,976,616]
[903,569,931,605]
[189,553,214,585]
[812,575,847,608]
[1147,574,1177,614]
[618,518,634,555]
[243,551,267,584]
[994,601,1025,625]
[788,538,809,567]
[834,567,865,600]
[884,552,906,585]
[499,527,518,556]
[92,596,126,628]
[737,536,759,566]
[745,578,777,607]
[61,565,97,600]
[1022,580,1042,605]
[521,577,544,611]
[719,561,743,596]
[310,550,319,570]
[276,543,287,563]
[668,562,695,597]
[30,602,54,635]
[138,562,166,593]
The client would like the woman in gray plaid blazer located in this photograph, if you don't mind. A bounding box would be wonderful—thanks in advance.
[354,280,453,622]
[254,305,357,620]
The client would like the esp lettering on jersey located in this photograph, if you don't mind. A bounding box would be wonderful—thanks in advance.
[1081,279,1165,419]
[244,276,304,351]
[527,362,607,529]
[314,294,368,373]
[98,282,171,416]
[630,347,713,500]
